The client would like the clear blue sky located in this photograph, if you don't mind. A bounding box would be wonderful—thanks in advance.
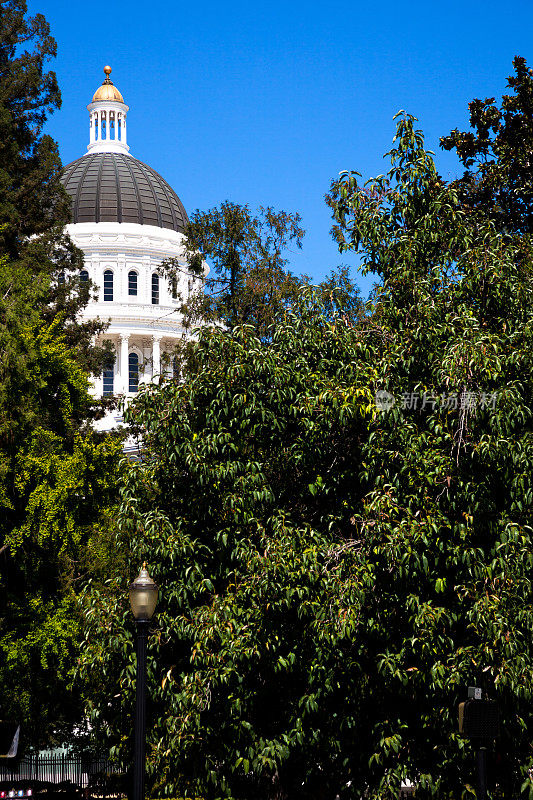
[30,0,533,297]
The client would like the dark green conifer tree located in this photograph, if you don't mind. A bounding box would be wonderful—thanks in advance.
[0,0,122,747]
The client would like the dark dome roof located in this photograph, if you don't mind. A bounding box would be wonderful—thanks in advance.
[61,152,188,232]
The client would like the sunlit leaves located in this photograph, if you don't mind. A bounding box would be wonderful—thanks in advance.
[81,107,533,800]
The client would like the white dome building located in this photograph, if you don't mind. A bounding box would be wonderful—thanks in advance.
[61,66,195,415]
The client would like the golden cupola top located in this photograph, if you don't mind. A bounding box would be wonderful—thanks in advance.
[87,66,129,154]
[92,66,124,103]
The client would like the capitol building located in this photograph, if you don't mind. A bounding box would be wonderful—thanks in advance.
[60,66,195,419]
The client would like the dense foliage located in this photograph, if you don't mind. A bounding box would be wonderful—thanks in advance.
[81,111,533,799]
[178,201,305,337]
[167,201,363,345]
[0,0,122,747]
[441,56,533,235]
[327,112,533,798]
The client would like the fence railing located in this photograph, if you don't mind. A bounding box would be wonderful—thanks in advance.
[1,756,417,798]
[0,754,122,789]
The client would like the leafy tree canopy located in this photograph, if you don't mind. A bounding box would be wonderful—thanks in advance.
[441,56,533,234]
[178,201,305,337]
[164,202,363,339]
[0,0,122,748]
[81,114,533,799]
[0,0,66,252]
[162,201,364,358]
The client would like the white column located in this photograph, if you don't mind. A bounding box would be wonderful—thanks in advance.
[152,334,162,383]
[93,372,103,398]
[119,334,129,394]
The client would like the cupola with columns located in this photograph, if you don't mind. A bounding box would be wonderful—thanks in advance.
[87,66,129,154]
[60,66,201,440]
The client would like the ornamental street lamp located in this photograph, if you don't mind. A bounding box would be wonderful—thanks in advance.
[129,563,158,800]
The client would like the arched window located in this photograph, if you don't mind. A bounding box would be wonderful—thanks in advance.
[94,113,99,140]
[171,276,178,300]
[102,355,115,396]
[80,269,89,282]
[101,111,106,140]
[128,270,138,296]
[103,270,113,301]
[128,352,139,393]
[173,356,179,379]
[152,273,159,305]
[118,115,122,140]
[109,111,115,139]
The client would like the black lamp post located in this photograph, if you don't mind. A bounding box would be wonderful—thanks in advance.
[129,563,158,800]
[458,687,499,800]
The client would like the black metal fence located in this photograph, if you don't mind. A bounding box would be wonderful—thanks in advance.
[0,754,123,791]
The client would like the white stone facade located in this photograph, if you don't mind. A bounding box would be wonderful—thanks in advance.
[67,221,193,401]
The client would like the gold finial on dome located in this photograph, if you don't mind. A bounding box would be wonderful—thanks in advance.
[92,65,124,103]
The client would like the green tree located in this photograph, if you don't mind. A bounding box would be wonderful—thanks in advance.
[441,55,533,234]
[168,201,305,338]
[163,201,362,352]
[81,113,533,799]
[80,301,376,799]
[0,0,122,747]
[327,112,533,798]
[310,263,365,326]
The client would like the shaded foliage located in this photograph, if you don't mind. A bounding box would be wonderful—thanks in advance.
[0,0,122,747]
[81,116,533,799]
